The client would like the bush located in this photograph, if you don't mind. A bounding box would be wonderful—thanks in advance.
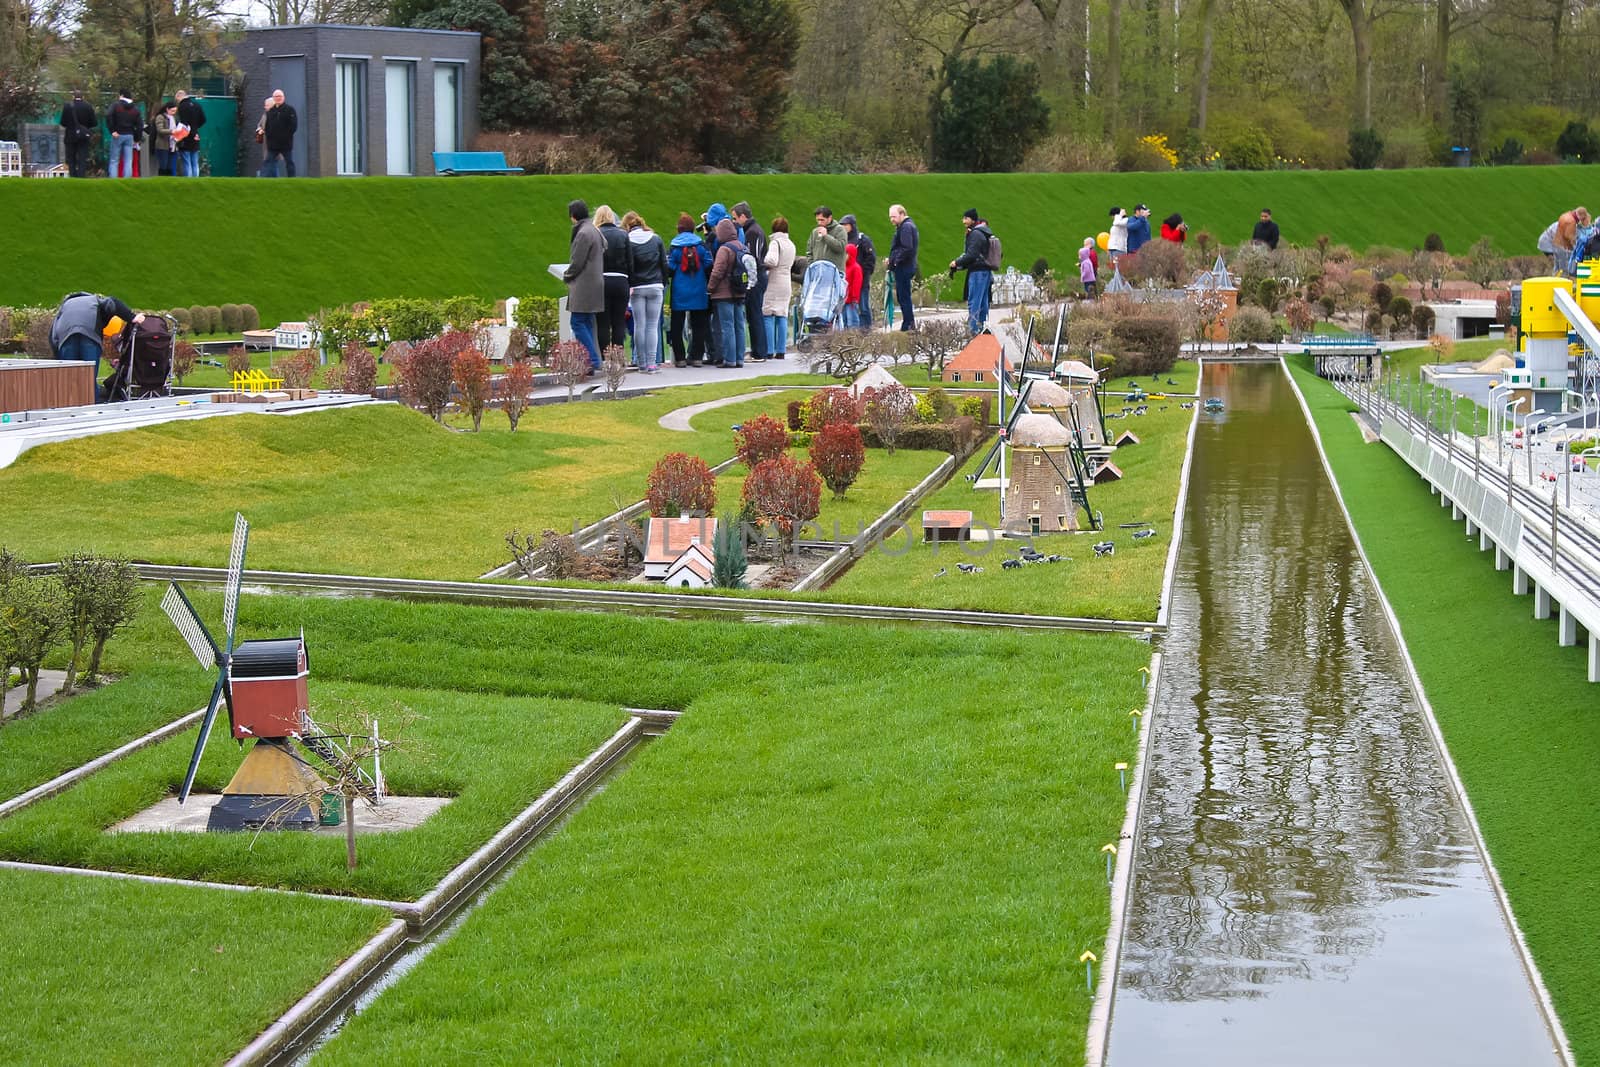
[1556,120,1600,162]
[219,303,243,334]
[1254,277,1280,312]
[188,305,208,334]
[314,306,368,356]
[1424,232,1446,253]
[1348,127,1384,169]
[734,413,790,469]
[270,349,318,390]
[1283,297,1315,335]
[862,383,917,453]
[505,327,529,363]
[225,346,251,374]
[647,452,717,517]
[395,335,459,420]
[371,298,443,343]
[338,341,378,394]
[1122,239,1186,286]
[1370,281,1394,312]
[1030,257,1050,281]
[239,304,260,331]
[809,422,865,499]
[549,339,591,400]
[1387,296,1413,326]
[171,341,198,385]
[802,387,861,431]
[1229,306,1276,346]
[1412,304,1437,337]
[1220,125,1273,170]
[858,417,983,457]
[23,315,51,358]
[1108,316,1181,375]
[442,295,491,329]
[1021,133,1116,173]
[517,296,560,357]
[167,307,192,333]
[502,360,534,431]
[957,395,985,420]
[741,454,822,554]
[1488,137,1524,165]
[451,347,491,430]
[786,399,804,431]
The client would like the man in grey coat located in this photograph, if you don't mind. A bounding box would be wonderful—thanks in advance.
[563,199,605,370]
[50,292,144,401]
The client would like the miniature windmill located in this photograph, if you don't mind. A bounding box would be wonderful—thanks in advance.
[161,513,380,831]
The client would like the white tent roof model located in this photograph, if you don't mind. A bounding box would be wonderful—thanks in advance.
[1053,359,1098,382]
[851,364,901,395]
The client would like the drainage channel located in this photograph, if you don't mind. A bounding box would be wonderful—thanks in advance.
[1105,361,1562,1066]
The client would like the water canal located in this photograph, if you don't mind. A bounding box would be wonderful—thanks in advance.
[1106,362,1559,1066]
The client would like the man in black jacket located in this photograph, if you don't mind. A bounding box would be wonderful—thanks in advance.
[58,91,96,178]
[1251,208,1280,250]
[949,209,994,336]
[843,215,877,330]
[262,89,297,177]
[105,92,142,178]
[174,90,206,176]
[732,201,769,360]
[887,204,919,331]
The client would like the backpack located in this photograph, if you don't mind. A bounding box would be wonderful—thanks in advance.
[985,233,1003,270]
[729,243,756,298]
[856,235,877,275]
[678,243,702,275]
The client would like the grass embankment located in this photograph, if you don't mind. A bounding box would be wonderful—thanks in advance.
[2,169,1595,321]
[1287,356,1600,1063]
[0,868,388,1067]
[0,382,796,578]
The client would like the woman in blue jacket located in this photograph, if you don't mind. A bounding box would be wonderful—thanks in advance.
[667,213,713,367]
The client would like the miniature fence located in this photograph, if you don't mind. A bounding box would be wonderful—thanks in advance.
[231,369,284,394]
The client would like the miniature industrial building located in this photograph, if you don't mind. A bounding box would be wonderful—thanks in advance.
[1004,413,1080,534]
[922,509,974,542]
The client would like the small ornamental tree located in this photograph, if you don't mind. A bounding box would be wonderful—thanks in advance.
[741,455,822,558]
[862,383,916,453]
[713,513,748,588]
[171,341,198,386]
[0,574,67,715]
[1428,333,1456,363]
[224,346,250,375]
[802,386,861,431]
[505,327,530,363]
[1282,297,1315,336]
[502,359,534,431]
[81,556,139,687]
[734,413,790,469]
[601,345,628,398]
[53,553,98,695]
[550,340,592,401]
[271,349,319,390]
[810,421,865,498]
[647,452,718,516]
[396,338,456,421]
[452,348,492,430]
[338,342,378,394]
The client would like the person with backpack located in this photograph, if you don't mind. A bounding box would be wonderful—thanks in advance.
[49,293,143,401]
[562,199,606,371]
[105,93,142,178]
[707,218,752,369]
[762,216,797,360]
[58,91,96,178]
[175,90,206,177]
[949,209,996,336]
[732,202,769,361]
[843,215,877,330]
[623,211,667,374]
[667,213,712,367]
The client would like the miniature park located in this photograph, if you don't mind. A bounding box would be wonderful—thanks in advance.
[2,179,1600,1067]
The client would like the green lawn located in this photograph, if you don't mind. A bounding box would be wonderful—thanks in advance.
[2,169,1595,322]
[1287,356,1600,1064]
[179,348,399,391]
[711,446,950,540]
[0,868,387,1067]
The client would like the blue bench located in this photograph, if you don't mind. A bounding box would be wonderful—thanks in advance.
[432,151,524,175]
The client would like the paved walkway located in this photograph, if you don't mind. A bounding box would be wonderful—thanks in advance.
[2,670,68,719]
[657,389,784,432]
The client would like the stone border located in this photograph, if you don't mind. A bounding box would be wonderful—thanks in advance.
[1085,651,1163,1067]
[1282,356,1577,1067]
[1156,392,1203,628]
[792,453,959,593]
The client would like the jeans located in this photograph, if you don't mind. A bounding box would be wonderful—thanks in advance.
[894,267,915,330]
[842,302,860,329]
[763,314,788,356]
[180,149,199,176]
[744,275,767,359]
[56,335,103,400]
[153,149,173,176]
[668,308,710,364]
[714,300,745,366]
[966,269,992,335]
[111,133,134,177]
[262,149,294,177]
[858,274,873,328]
[598,276,629,355]
[570,312,601,369]
[629,286,664,371]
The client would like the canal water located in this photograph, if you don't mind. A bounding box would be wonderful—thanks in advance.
[1106,362,1558,1066]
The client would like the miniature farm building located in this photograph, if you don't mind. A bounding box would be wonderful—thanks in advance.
[851,363,901,396]
[644,516,719,582]
[1004,413,1081,534]
[1089,460,1124,484]
[944,333,1011,384]
[663,542,714,588]
[922,509,974,542]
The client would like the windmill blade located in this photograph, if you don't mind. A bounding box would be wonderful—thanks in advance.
[161,583,218,670]
[223,512,249,652]
[178,672,227,805]
[1051,306,1066,361]
[968,438,1004,482]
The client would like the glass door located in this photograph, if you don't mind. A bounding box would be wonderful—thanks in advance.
[385,62,414,175]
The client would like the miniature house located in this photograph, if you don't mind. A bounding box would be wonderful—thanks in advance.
[943,333,1011,384]
[644,516,718,582]
[273,322,315,350]
[664,543,714,588]
[228,636,309,740]
[1004,413,1079,534]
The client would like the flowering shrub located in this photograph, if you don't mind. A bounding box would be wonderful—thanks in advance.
[1138,133,1178,169]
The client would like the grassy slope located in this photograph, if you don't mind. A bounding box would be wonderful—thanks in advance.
[1286,356,1600,1063]
[2,169,1595,321]
[311,621,1150,1065]
[0,868,387,1067]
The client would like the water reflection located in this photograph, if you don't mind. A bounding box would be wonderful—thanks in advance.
[1108,363,1555,1066]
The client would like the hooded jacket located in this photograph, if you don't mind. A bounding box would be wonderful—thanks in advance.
[599,222,629,277]
[563,219,606,313]
[762,232,797,316]
[1108,211,1129,254]
[668,232,711,310]
[707,218,746,301]
[1079,245,1097,283]
[845,244,864,304]
[107,98,142,137]
[953,223,993,273]
[807,218,848,272]
[627,227,667,287]
[1126,213,1151,253]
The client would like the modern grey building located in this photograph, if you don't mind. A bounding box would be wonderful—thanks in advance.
[225,24,480,177]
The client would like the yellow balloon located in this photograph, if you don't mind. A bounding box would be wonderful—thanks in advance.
[1097,232,1110,250]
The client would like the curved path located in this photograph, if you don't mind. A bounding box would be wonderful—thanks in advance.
[657,389,783,432]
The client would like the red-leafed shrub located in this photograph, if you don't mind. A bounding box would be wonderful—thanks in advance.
[225,345,252,374]
[338,340,378,394]
[861,383,916,453]
[550,339,591,401]
[734,413,790,468]
[270,349,318,390]
[802,386,862,431]
[810,421,865,498]
[741,454,822,554]
[453,347,492,430]
[171,341,198,385]
[395,337,456,421]
[647,452,718,517]
[502,360,534,431]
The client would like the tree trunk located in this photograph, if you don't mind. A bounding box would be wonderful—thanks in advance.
[23,665,40,713]
[1030,0,1087,120]
[1550,0,1564,105]
[84,636,107,687]
[1192,0,1218,133]
[58,634,84,695]
[1342,0,1374,128]
[1105,0,1122,135]
[345,792,358,870]
[1430,0,1451,126]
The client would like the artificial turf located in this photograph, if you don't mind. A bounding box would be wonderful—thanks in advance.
[2,168,1595,322]
[1286,356,1600,1064]
[0,867,388,1067]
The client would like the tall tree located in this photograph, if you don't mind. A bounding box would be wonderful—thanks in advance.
[1027,0,1087,121]
[932,52,1049,169]
[1190,0,1221,133]
[62,0,230,115]
[886,0,1027,160]
[1105,0,1121,134]
[1333,0,1411,128]
[0,0,60,138]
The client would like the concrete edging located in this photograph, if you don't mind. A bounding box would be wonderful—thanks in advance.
[1156,393,1202,628]
[1282,356,1577,1067]
[0,706,206,820]
[792,453,959,593]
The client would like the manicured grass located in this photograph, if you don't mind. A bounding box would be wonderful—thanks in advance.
[3,169,1595,322]
[180,348,399,391]
[711,446,950,538]
[0,869,388,1067]
[816,361,1198,620]
[308,619,1149,1063]
[1287,356,1600,1064]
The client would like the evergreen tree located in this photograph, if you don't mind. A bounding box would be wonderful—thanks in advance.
[712,513,747,589]
[932,55,1049,172]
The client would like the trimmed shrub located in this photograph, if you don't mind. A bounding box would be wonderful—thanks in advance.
[395,336,458,420]
[1412,304,1437,337]
[452,347,492,430]
[270,349,318,390]
[338,341,378,394]
[809,422,865,498]
[858,417,983,457]
[1348,127,1384,169]
[801,386,861,431]
[238,305,260,331]
[370,298,443,343]
[1229,306,1276,346]
[1387,296,1413,326]
[188,305,208,333]
[502,360,534,431]
[1370,281,1394,312]
[647,452,718,517]
[442,295,491,328]
[741,454,822,553]
[1107,316,1181,375]
[23,315,51,357]
[734,413,790,469]
[219,303,242,334]
[167,307,192,333]
[786,399,804,431]
[1424,232,1446,253]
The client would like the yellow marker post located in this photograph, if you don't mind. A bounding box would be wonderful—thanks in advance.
[1138,665,1151,688]
[1115,761,1129,792]
[1129,708,1143,733]
[1080,950,1098,992]
[1101,842,1118,883]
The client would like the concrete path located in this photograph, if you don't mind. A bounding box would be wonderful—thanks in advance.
[1,670,68,719]
[658,389,784,432]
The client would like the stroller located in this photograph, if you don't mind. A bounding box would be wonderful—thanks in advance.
[794,259,846,348]
[104,314,174,402]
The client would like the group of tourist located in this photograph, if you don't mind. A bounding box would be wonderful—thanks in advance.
[1538,205,1600,275]
[57,90,207,178]
[561,199,926,370]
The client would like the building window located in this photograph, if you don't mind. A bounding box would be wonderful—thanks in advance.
[1054,484,1061,494]
[385,62,415,176]
[1031,499,1040,510]
[435,63,462,153]
[975,371,984,382]
[951,372,960,382]
[335,59,366,175]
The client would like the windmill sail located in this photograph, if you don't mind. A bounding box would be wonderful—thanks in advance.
[222,512,249,652]
[161,584,217,670]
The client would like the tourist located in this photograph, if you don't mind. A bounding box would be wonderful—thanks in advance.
[731,202,768,360]
[1126,204,1152,254]
[807,206,848,272]
[1107,207,1129,263]
[948,208,995,335]
[1161,213,1187,243]
[151,101,178,177]
[667,212,712,367]
[175,90,205,177]
[887,204,919,332]
[105,92,142,178]
[1079,237,1097,298]
[843,214,877,329]
[762,216,796,359]
[706,218,749,368]
[58,91,96,179]
[1549,207,1591,274]
[1251,208,1280,250]
[843,243,864,329]
[623,211,666,374]
[49,293,144,399]
[261,90,297,177]
[563,199,605,370]
[592,205,630,357]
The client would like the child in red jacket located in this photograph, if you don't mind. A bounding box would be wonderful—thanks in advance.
[843,243,864,328]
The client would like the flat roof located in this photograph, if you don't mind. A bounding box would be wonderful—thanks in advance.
[237,23,479,38]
